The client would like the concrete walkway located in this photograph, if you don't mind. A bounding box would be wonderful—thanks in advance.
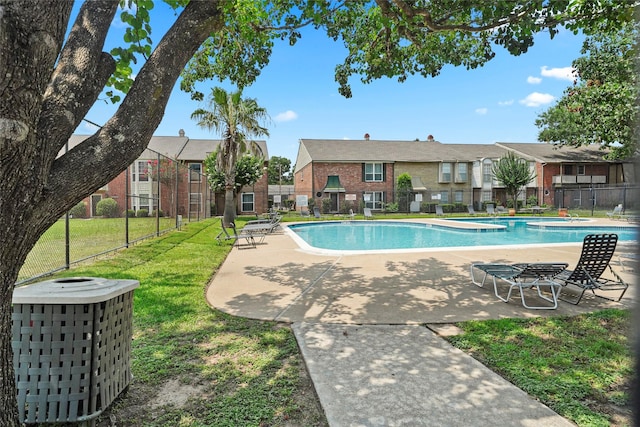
[206,218,636,426]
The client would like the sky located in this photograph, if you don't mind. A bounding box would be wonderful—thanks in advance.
[74,2,584,164]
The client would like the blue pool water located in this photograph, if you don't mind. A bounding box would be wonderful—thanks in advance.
[288,218,638,252]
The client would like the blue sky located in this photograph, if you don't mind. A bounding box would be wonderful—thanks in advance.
[75,3,584,163]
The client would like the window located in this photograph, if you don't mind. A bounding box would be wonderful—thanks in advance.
[440,162,452,182]
[440,191,449,203]
[454,190,463,203]
[482,161,493,183]
[241,193,255,212]
[363,191,384,210]
[364,163,383,182]
[577,165,585,175]
[564,165,573,175]
[135,161,150,182]
[139,193,150,211]
[456,163,468,183]
[481,191,492,202]
[189,163,202,182]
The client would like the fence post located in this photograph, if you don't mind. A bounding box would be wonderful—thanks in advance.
[156,152,160,236]
[125,165,130,248]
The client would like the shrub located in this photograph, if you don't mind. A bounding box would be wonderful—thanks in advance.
[126,209,136,218]
[95,198,119,218]
[69,201,87,218]
[136,209,149,218]
[385,202,399,213]
[150,209,164,217]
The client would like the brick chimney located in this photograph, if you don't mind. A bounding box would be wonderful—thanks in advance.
[179,129,185,137]
[364,133,370,140]
[426,134,434,142]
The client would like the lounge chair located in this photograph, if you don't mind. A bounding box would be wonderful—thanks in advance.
[363,207,374,220]
[486,204,496,215]
[435,205,444,216]
[300,208,311,219]
[467,204,476,215]
[410,201,421,213]
[470,262,568,309]
[215,218,261,248]
[555,233,628,304]
[344,209,356,220]
[606,204,623,220]
[241,217,281,242]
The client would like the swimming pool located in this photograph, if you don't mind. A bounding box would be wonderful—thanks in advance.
[287,218,638,253]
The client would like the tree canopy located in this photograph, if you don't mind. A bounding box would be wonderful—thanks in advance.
[204,153,264,193]
[267,156,293,185]
[1,0,637,423]
[536,20,639,160]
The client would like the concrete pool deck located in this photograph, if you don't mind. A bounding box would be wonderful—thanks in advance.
[205,217,637,426]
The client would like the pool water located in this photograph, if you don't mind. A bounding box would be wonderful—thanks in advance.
[288,218,638,252]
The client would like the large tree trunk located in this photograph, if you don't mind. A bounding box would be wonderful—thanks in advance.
[0,1,223,424]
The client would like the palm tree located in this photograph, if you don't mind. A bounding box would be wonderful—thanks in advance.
[191,87,270,226]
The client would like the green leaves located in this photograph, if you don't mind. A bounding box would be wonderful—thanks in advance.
[492,152,536,210]
[536,21,638,159]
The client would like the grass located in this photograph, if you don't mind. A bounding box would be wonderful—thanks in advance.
[42,216,633,426]
[51,218,327,427]
[446,310,634,426]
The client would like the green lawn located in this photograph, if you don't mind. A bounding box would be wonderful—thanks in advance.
[42,217,632,426]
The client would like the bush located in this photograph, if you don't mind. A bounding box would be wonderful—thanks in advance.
[69,201,87,218]
[136,209,149,218]
[95,198,119,218]
[126,209,136,218]
[385,202,399,213]
[150,209,164,217]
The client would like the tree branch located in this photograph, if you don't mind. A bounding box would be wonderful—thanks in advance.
[45,1,224,219]
[38,0,119,161]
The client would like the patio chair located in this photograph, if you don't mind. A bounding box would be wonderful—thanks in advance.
[300,208,311,219]
[364,207,374,220]
[467,204,476,215]
[344,209,356,220]
[606,204,623,220]
[470,262,568,309]
[486,204,496,215]
[435,205,444,216]
[555,233,628,304]
[215,218,260,248]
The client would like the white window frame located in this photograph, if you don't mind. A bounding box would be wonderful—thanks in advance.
[440,162,452,183]
[577,164,585,175]
[481,191,492,202]
[456,163,468,183]
[440,191,449,203]
[363,191,384,210]
[482,160,493,184]
[454,190,463,203]
[364,163,383,182]
[241,192,255,212]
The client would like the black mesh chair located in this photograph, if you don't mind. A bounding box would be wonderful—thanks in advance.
[556,234,628,304]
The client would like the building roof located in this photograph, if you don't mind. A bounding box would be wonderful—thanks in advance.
[67,134,268,162]
[295,138,509,171]
[497,142,613,163]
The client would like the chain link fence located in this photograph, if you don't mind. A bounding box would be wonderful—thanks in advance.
[18,149,214,285]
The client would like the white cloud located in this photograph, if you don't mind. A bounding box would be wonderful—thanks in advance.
[527,76,542,84]
[519,92,555,107]
[475,108,488,115]
[540,66,575,81]
[274,110,298,122]
[498,100,514,106]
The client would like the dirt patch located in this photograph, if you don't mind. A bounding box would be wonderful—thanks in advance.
[149,379,207,409]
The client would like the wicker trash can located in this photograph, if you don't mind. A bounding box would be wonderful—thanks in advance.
[11,277,139,424]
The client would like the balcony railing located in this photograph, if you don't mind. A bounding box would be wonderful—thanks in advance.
[552,175,607,185]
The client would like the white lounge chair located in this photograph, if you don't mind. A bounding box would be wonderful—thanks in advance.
[606,204,623,220]
[364,208,374,220]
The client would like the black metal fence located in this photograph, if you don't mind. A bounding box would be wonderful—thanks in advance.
[17,150,214,285]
